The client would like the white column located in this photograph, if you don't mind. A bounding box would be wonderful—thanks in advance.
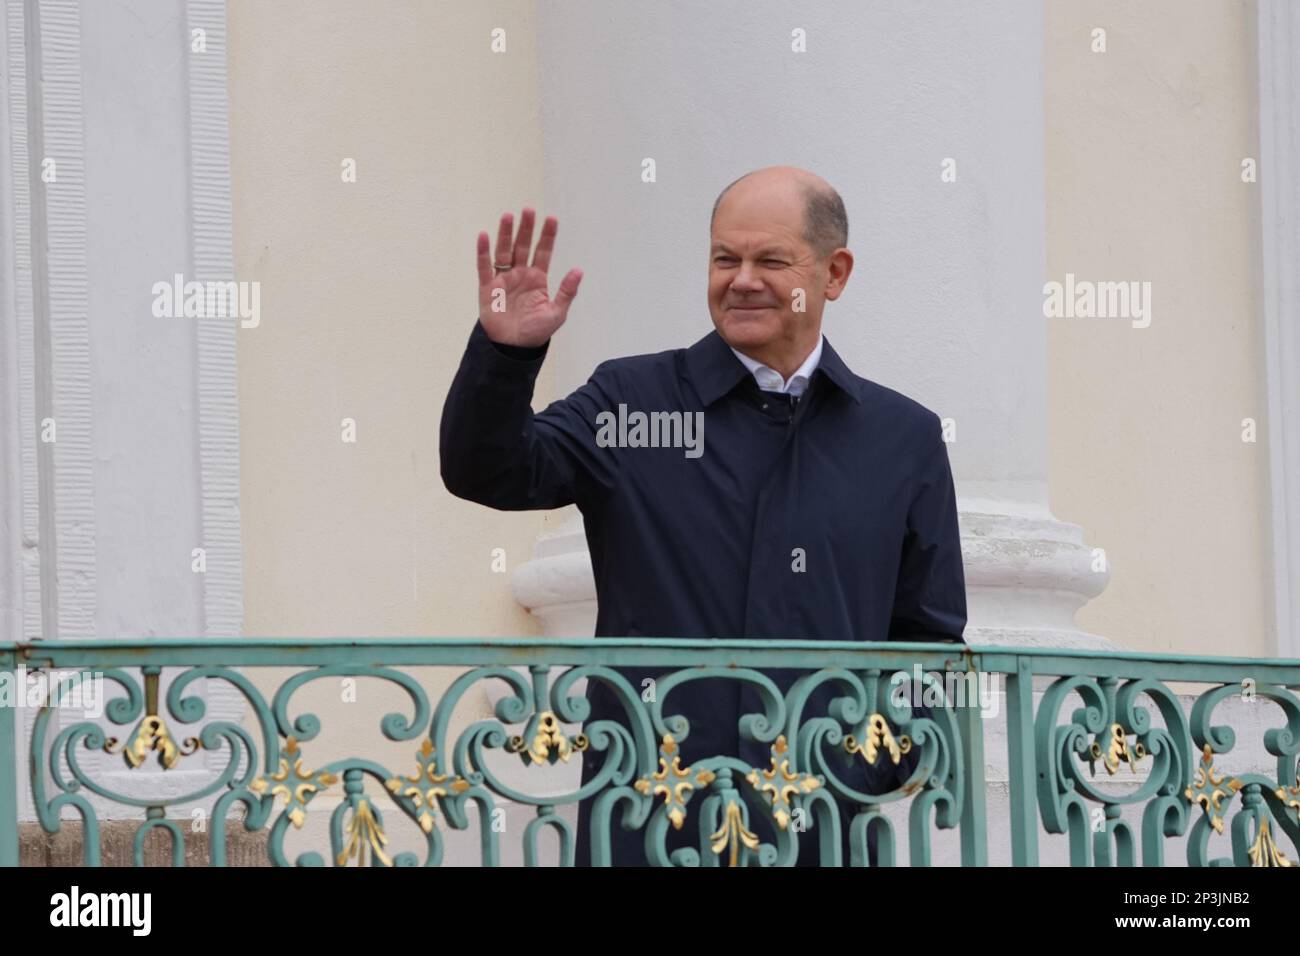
[0,0,244,821]
[1258,0,1300,658]
[513,0,1110,650]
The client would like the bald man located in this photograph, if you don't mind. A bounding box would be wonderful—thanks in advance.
[441,166,967,867]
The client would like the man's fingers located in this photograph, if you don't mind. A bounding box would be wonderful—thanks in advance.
[512,207,536,268]
[493,212,515,269]
[531,216,558,273]
[476,231,493,287]
[552,268,583,314]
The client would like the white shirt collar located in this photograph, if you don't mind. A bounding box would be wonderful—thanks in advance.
[729,335,824,397]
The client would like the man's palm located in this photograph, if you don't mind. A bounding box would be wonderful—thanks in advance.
[477,208,582,348]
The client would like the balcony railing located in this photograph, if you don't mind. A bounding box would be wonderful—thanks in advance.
[1,638,1297,866]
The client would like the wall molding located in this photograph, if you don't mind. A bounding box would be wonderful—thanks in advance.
[22,0,96,640]
[1,0,36,642]
[187,0,243,639]
[1257,0,1300,658]
[1,0,244,820]
[3,0,243,642]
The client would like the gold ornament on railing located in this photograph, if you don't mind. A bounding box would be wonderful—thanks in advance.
[844,713,912,766]
[385,739,470,834]
[1184,744,1242,835]
[709,800,760,867]
[1247,816,1293,867]
[634,734,716,830]
[104,714,200,770]
[1088,722,1145,776]
[249,736,338,829]
[746,735,820,830]
[337,797,392,867]
[102,670,200,769]
[505,711,586,765]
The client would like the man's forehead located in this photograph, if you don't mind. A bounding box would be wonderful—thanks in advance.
[710,234,799,255]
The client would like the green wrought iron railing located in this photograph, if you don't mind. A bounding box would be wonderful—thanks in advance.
[0,638,1297,866]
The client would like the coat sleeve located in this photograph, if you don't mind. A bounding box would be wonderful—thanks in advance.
[887,415,968,643]
[439,319,620,511]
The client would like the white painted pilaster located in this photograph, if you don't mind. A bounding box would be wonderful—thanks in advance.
[1257,0,1300,658]
[0,0,244,822]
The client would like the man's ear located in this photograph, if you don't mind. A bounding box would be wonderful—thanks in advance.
[823,248,854,301]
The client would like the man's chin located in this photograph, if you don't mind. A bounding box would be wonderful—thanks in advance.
[714,313,777,348]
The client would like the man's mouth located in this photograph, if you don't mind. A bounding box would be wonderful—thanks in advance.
[729,305,771,311]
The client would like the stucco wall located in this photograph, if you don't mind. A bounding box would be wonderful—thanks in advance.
[229,0,550,643]
[1045,0,1272,656]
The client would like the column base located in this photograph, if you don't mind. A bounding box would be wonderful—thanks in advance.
[512,496,1114,651]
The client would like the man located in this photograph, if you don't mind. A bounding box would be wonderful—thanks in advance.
[440,166,967,866]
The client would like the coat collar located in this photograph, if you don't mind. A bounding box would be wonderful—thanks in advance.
[685,328,861,407]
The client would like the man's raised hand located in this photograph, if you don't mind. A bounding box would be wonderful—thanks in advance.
[476,208,583,348]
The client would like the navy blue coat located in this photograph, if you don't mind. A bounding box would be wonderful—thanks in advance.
[440,319,967,865]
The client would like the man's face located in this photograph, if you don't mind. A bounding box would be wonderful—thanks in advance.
[707,181,836,358]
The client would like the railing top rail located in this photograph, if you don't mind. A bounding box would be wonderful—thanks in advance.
[1,637,1297,681]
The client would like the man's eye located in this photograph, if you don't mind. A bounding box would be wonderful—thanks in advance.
[714,257,735,264]
[764,259,784,266]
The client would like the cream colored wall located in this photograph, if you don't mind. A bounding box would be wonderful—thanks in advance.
[1045,0,1272,656]
[229,0,550,642]
[226,0,555,818]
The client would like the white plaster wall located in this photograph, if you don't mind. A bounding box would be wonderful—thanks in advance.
[533,0,1048,495]
[3,0,238,646]
[81,0,205,638]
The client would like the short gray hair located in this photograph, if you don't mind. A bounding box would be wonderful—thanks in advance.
[710,174,848,261]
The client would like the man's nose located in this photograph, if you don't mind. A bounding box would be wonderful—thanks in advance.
[730,264,764,290]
